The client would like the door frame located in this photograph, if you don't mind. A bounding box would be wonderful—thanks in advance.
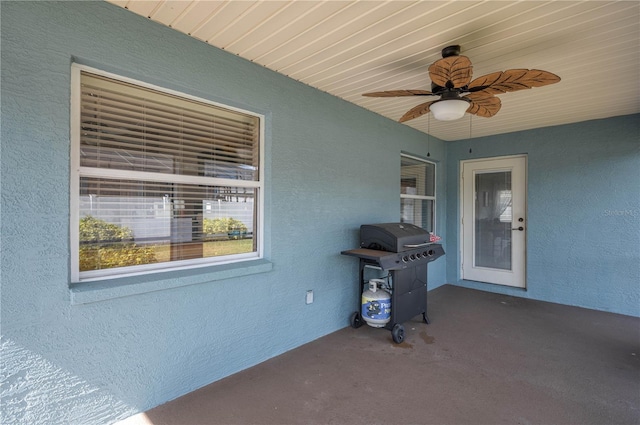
[459,154,528,288]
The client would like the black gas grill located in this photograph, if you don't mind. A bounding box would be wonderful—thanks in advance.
[341,223,445,343]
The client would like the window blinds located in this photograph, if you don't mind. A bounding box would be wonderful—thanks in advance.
[80,72,259,180]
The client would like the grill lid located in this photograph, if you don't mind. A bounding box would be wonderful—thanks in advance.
[360,222,431,253]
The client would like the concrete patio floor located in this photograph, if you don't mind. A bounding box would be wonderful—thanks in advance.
[118,285,640,425]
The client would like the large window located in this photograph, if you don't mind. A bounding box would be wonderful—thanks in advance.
[401,154,435,232]
[71,65,263,282]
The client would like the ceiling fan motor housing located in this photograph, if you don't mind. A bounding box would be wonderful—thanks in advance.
[441,45,461,58]
[438,90,469,102]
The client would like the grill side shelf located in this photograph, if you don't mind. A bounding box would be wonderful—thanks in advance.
[341,248,404,270]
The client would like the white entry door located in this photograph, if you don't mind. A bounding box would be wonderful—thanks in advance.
[461,156,527,288]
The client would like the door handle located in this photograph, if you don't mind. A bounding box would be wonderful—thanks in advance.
[512,226,524,231]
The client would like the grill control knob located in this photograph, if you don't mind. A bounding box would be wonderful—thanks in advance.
[427,249,434,257]
[402,256,409,263]
[410,254,416,261]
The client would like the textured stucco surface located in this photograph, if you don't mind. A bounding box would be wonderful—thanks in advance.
[445,115,640,317]
[1,2,446,424]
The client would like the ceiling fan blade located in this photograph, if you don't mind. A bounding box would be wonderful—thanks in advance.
[465,93,502,117]
[469,69,561,95]
[362,89,435,97]
[428,56,473,88]
[468,71,503,91]
[399,101,436,122]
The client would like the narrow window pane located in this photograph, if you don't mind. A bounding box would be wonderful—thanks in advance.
[400,154,435,231]
[401,198,434,232]
[401,156,435,197]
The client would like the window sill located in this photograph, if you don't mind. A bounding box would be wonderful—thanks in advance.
[70,259,272,305]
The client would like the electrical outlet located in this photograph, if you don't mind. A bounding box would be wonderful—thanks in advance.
[306,290,314,304]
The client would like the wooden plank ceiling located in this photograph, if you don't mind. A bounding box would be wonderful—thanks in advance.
[106,1,639,141]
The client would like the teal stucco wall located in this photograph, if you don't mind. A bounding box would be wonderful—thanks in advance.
[445,115,640,317]
[1,2,446,424]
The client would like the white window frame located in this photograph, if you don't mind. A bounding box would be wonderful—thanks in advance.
[400,153,436,232]
[70,64,264,283]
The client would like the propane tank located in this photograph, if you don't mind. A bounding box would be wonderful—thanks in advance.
[361,279,391,328]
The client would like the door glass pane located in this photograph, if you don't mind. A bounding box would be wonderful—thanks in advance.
[474,172,512,270]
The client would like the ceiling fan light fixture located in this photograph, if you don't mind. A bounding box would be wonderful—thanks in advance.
[430,99,469,121]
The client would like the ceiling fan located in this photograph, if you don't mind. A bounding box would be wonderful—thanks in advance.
[363,45,561,122]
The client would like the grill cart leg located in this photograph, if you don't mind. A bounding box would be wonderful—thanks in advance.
[423,312,430,324]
